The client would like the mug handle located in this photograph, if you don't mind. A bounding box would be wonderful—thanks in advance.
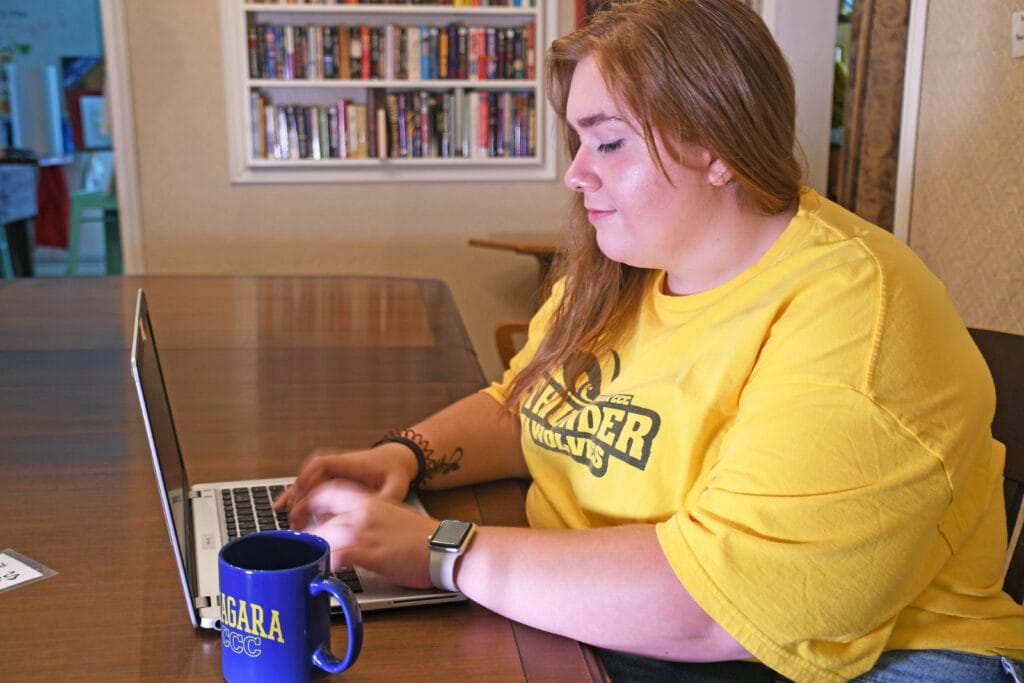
[309,576,364,674]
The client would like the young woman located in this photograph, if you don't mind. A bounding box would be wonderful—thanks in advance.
[276,1,1024,679]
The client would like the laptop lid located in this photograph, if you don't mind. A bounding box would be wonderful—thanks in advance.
[130,288,202,627]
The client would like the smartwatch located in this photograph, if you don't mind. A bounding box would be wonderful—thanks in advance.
[428,519,476,592]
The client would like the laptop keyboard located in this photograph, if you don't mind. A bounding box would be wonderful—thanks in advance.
[222,485,290,538]
[220,484,363,594]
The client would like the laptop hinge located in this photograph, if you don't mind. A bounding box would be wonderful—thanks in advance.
[195,594,217,609]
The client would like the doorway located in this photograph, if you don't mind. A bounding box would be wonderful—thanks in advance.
[0,0,116,276]
[831,0,915,235]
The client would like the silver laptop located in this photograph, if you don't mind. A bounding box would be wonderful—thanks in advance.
[129,288,464,629]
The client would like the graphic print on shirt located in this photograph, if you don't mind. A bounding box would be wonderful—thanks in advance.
[521,351,660,477]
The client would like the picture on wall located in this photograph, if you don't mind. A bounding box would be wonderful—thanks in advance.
[62,56,109,150]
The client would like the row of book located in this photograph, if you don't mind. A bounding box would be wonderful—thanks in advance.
[249,21,535,81]
[249,88,537,160]
[247,2,536,6]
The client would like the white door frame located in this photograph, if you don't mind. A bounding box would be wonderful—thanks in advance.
[893,0,928,244]
[98,0,143,273]
[759,0,840,196]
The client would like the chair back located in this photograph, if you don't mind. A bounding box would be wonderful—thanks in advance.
[968,328,1024,603]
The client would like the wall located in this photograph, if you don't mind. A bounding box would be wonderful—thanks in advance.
[0,0,101,67]
[124,1,576,381]
[120,1,1022,382]
[908,1,1023,333]
[0,0,102,149]
[120,1,849,381]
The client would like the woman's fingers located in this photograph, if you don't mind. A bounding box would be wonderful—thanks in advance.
[287,477,365,529]
[305,497,437,589]
[274,447,412,521]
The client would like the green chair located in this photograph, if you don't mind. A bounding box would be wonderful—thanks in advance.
[66,190,122,275]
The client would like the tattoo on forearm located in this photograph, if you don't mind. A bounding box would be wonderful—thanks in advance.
[426,446,463,479]
[387,428,463,482]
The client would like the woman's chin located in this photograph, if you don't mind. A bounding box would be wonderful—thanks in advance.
[595,234,638,267]
[598,236,626,266]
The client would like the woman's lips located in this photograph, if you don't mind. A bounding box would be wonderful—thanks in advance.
[587,208,614,222]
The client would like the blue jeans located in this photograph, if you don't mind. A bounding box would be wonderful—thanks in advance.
[852,650,1024,683]
[594,648,1024,682]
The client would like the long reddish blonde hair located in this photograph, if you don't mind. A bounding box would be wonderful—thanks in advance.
[504,0,803,409]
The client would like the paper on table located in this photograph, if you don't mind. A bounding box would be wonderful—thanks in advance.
[0,548,57,593]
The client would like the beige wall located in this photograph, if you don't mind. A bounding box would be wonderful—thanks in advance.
[909,1,1024,334]
[122,1,1022,382]
[125,1,576,381]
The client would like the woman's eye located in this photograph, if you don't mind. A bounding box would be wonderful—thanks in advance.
[597,140,623,153]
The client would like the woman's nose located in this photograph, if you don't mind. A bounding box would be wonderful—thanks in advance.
[564,151,597,193]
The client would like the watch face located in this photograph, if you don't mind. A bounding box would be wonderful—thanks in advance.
[430,520,474,549]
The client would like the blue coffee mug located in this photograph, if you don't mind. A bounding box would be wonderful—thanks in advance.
[218,530,362,683]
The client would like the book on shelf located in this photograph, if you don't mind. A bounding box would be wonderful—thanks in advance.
[250,90,265,159]
[438,25,449,79]
[359,26,372,79]
[327,105,340,157]
[309,106,321,159]
[366,87,378,158]
[241,0,543,169]
[337,27,350,79]
[248,24,261,79]
[246,2,537,6]
[263,26,279,79]
[406,29,420,82]
[251,87,535,162]
[386,93,400,157]
[247,20,535,82]
[456,24,469,80]
[336,100,348,159]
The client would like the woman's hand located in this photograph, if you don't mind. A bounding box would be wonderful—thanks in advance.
[301,481,438,589]
[273,443,420,529]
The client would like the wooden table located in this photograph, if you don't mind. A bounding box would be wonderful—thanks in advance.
[0,275,603,681]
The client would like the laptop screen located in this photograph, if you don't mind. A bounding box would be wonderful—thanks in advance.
[130,289,197,601]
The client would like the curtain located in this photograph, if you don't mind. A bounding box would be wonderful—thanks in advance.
[836,0,911,232]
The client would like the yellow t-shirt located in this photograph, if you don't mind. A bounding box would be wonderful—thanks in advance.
[484,189,1024,682]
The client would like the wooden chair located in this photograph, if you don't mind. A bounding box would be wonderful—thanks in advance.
[495,320,530,369]
[467,233,562,370]
[968,328,1024,603]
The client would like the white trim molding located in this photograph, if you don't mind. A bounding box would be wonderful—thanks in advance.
[99,0,144,273]
[893,0,928,244]
[758,0,840,195]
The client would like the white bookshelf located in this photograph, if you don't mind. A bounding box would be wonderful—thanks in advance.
[219,1,558,184]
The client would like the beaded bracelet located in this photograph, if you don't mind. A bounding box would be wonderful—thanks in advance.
[372,434,428,489]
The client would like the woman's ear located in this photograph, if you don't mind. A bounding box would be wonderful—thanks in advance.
[708,157,733,187]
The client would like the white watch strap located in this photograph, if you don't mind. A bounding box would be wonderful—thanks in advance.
[429,548,460,592]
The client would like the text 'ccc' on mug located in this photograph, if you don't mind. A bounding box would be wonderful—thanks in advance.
[218,530,362,683]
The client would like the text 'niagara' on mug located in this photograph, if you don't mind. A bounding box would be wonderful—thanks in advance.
[218,530,362,682]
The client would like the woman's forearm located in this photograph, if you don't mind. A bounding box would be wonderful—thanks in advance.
[455,524,750,663]
[406,391,529,490]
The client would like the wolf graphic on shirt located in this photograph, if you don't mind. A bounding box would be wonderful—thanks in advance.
[520,351,660,477]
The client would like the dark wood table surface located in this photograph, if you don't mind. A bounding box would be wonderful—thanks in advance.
[0,275,603,681]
